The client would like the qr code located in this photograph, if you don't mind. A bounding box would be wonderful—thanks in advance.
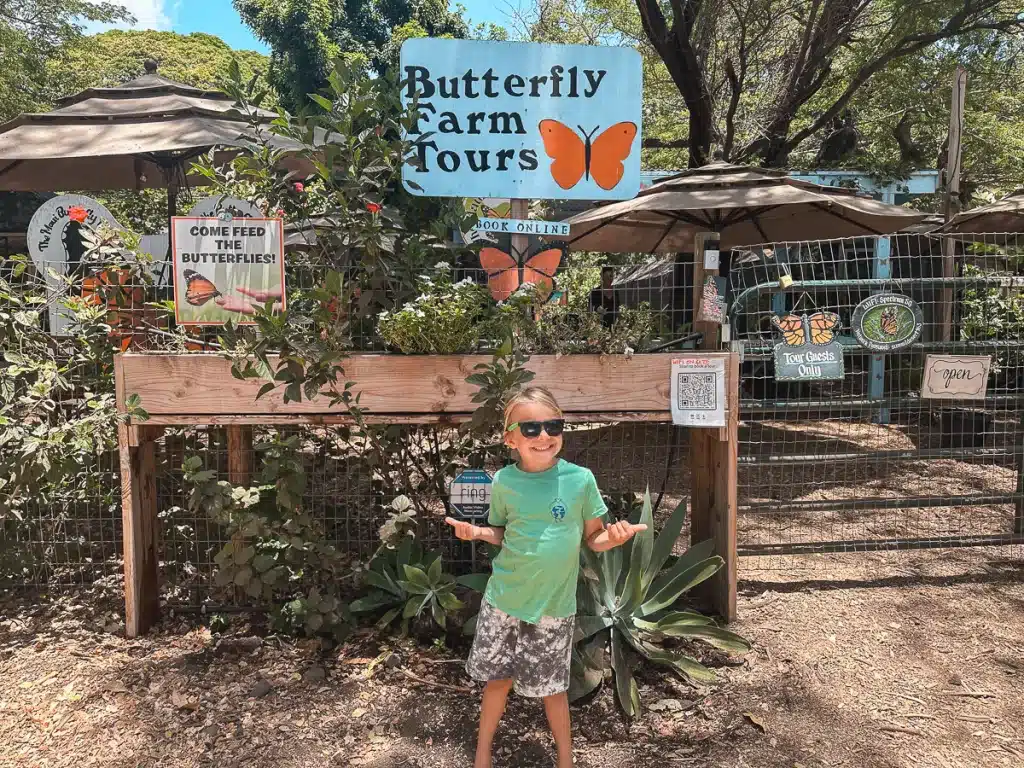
[677,373,717,410]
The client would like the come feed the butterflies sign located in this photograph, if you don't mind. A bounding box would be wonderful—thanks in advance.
[401,38,642,200]
[771,311,845,381]
[171,217,284,325]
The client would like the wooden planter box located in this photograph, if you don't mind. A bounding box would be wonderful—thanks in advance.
[115,352,695,423]
[113,351,738,637]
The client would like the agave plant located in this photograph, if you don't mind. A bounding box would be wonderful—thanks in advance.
[570,490,751,716]
[349,535,464,633]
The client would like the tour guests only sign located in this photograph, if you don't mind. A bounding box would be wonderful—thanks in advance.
[400,38,642,200]
[171,217,284,326]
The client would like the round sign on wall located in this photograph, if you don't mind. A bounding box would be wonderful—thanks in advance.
[851,293,924,352]
[27,194,120,335]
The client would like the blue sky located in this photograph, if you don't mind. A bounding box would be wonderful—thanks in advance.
[109,0,513,54]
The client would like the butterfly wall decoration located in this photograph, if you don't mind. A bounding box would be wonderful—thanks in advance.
[538,120,638,191]
[479,244,565,302]
[770,312,840,347]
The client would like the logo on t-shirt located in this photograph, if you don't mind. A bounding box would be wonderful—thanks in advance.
[550,497,567,520]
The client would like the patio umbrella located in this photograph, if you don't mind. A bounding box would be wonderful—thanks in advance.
[563,162,929,252]
[943,189,1024,237]
[0,60,312,215]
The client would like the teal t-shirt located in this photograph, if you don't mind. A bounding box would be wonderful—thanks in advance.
[483,459,608,624]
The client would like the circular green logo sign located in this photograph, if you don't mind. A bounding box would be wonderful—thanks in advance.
[851,293,923,351]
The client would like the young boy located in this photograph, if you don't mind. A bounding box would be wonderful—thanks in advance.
[445,387,645,767]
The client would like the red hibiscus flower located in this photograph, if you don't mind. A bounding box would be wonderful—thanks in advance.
[366,202,382,214]
[68,206,88,223]
[275,208,285,218]
[293,182,304,193]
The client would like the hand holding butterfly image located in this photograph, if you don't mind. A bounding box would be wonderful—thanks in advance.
[771,311,840,347]
[539,120,637,191]
[215,286,284,316]
[480,245,564,302]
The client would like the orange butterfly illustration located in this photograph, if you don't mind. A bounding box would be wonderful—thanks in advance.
[538,120,637,190]
[479,246,563,302]
[879,306,899,337]
[771,312,840,347]
[183,269,221,306]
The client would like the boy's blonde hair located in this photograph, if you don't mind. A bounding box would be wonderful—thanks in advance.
[503,386,563,431]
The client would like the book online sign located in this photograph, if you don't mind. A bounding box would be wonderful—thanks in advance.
[400,38,642,200]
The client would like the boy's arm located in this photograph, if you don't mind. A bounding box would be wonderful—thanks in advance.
[584,517,647,552]
[444,517,504,546]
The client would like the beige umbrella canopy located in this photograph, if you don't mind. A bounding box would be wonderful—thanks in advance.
[943,189,1024,236]
[564,162,929,252]
[0,60,310,194]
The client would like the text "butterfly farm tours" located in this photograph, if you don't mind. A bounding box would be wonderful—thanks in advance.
[400,38,642,201]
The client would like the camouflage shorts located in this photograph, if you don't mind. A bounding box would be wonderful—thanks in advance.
[466,599,575,698]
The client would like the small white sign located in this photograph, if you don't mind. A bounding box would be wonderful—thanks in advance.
[473,217,571,237]
[704,248,720,270]
[921,355,992,400]
[671,356,726,427]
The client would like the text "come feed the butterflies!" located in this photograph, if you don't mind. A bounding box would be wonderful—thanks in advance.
[400,38,642,201]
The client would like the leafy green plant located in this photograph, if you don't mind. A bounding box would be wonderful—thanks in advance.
[181,439,353,640]
[571,490,751,717]
[349,534,464,634]
[465,338,535,432]
[378,262,499,353]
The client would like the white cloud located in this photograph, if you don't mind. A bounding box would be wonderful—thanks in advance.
[93,0,173,31]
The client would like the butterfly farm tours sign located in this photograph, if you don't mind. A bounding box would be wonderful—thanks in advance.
[851,293,924,352]
[171,217,284,325]
[771,311,845,381]
[400,38,642,200]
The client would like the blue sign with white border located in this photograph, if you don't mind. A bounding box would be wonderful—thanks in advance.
[400,38,642,200]
[449,469,494,520]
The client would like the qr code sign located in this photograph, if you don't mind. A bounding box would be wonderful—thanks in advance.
[676,373,717,410]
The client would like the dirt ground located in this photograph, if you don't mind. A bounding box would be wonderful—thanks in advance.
[3,548,1022,768]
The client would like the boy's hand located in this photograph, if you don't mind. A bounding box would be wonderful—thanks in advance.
[606,521,648,546]
[444,517,478,541]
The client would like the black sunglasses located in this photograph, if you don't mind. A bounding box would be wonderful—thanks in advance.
[506,419,565,438]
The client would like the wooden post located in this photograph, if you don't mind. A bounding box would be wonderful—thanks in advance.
[118,423,162,637]
[690,232,721,547]
[708,352,739,622]
[510,198,530,261]
[940,66,967,342]
[226,426,253,486]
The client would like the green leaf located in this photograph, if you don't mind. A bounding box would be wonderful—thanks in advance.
[431,598,446,629]
[402,564,430,589]
[568,635,605,703]
[640,557,723,616]
[427,555,442,585]
[364,569,402,596]
[616,489,654,616]
[583,544,621,612]
[396,579,429,595]
[376,606,402,629]
[349,591,400,613]
[402,595,424,619]
[252,553,276,573]
[455,573,489,593]
[665,625,752,654]
[575,614,613,642]
[435,591,463,612]
[610,630,640,717]
[645,498,692,592]
[462,613,478,636]
[233,566,253,586]
[633,610,714,634]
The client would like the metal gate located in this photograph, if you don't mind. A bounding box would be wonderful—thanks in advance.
[728,233,1024,568]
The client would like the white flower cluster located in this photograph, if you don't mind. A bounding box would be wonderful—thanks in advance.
[378,494,417,547]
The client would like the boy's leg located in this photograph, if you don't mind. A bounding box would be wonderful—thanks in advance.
[476,678,514,768]
[542,692,572,767]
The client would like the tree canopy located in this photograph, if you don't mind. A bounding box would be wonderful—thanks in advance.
[0,0,132,121]
[235,0,471,112]
[49,29,274,102]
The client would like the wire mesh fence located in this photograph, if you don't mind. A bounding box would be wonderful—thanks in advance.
[1,252,696,606]
[730,232,1024,571]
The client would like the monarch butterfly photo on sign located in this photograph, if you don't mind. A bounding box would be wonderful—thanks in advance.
[479,244,565,302]
[771,311,840,347]
[183,270,221,306]
[538,120,638,191]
